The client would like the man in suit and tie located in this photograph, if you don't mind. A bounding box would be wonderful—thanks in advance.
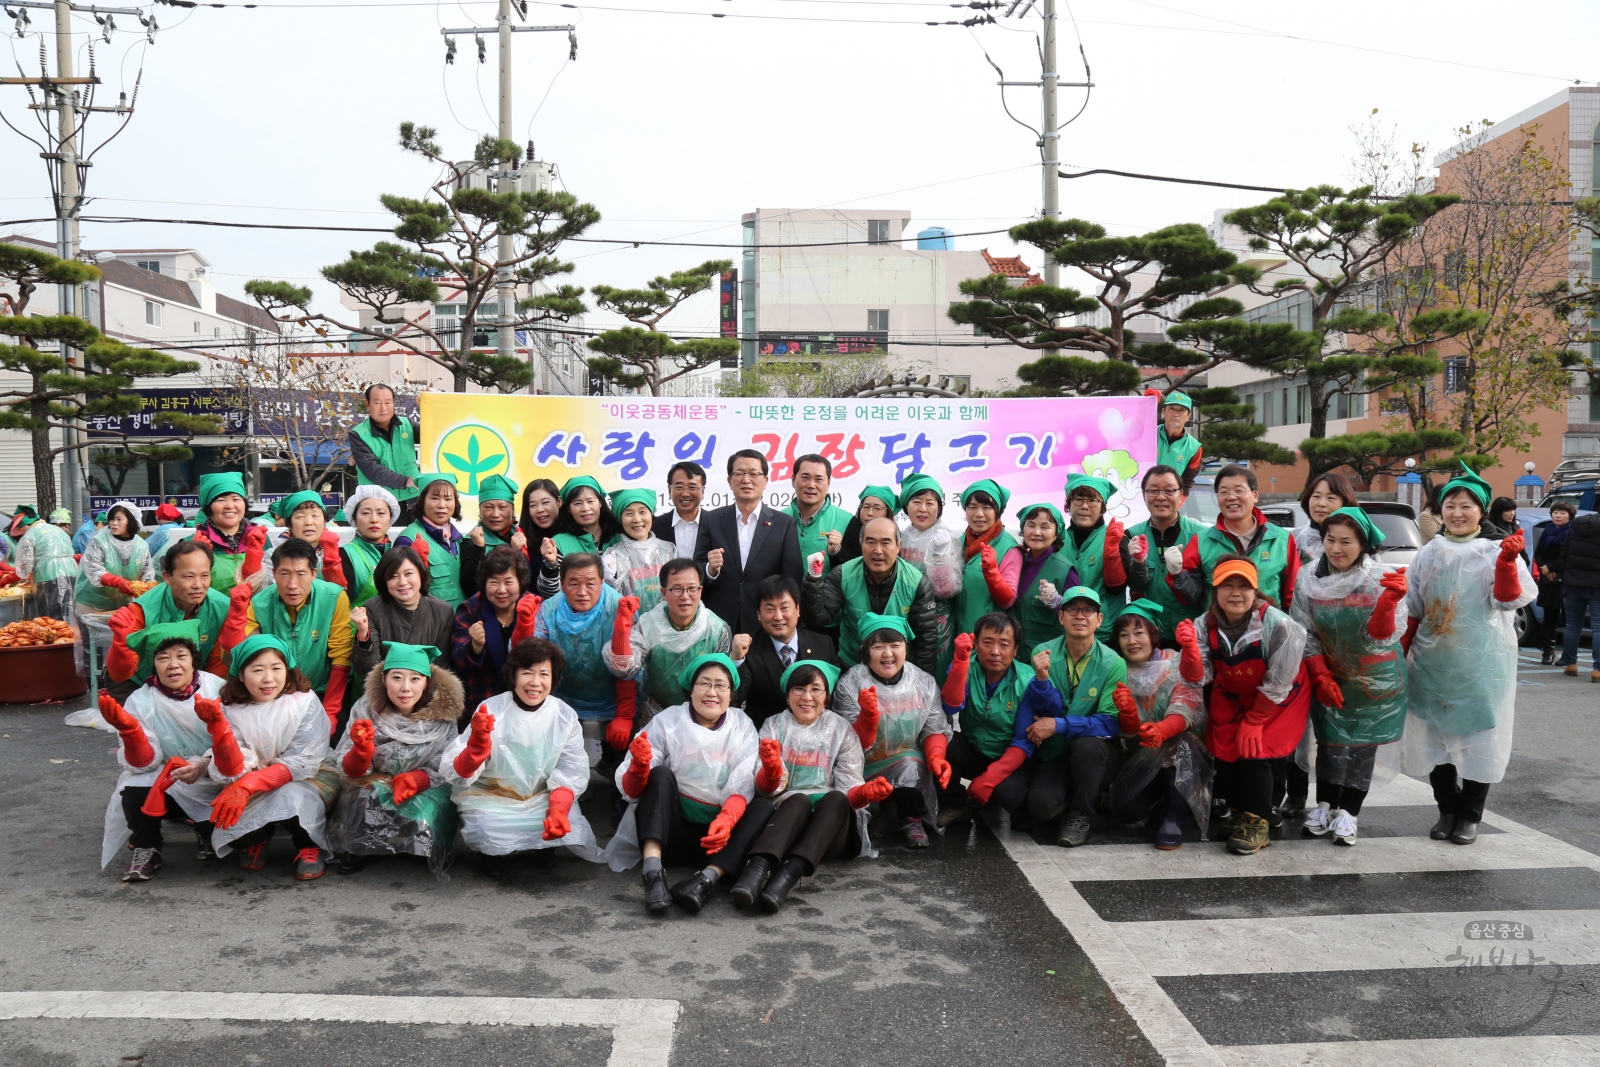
[731,575,836,729]
[653,460,706,560]
[694,448,802,634]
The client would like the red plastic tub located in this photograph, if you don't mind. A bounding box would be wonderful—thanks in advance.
[0,642,87,703]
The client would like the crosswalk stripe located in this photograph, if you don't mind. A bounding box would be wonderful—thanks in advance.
[1213,1035,1600,1067]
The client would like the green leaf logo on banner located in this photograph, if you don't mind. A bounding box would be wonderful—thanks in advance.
[436,423,510,494]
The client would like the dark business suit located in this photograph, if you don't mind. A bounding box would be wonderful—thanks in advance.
[653,509,701,562]
[735,628,837,731]
[693,504,802,634]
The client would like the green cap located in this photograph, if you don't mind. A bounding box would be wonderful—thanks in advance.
[1017,502,1064,536]
[677,651,742,694]
[229,633,295,674]
[1065,472,1115,505]
[859,485,898,513]
[859,612,912,642]
[272,490,325,521]
[897,473,944,513]
[560,475,605,503]
[1326,505,1386,548]
[125,619,202,659]
[381,641,439,675]
[48,508,71,524]
[412,472,459,495]
[609,488,657,516]
[1060,584,1103,610]
[1115,599,1164,631]
[960,478,1011,513]
[1162,391,1194,412]
[197,472,248,511]
[94,511,108,523]
[1441,461,1493,511]
[780,658,841,693]
[331,509,348,524]
[477,474,519,503]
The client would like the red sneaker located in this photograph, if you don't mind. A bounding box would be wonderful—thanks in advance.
[236,835,272,871]
[294,848,326,881]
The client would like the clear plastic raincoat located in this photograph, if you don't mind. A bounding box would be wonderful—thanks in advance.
[15,520,77,618]
[1402,532,1533,784]
[1292,524,1325,564]
[1106,651,1211,835]
[757,709,875,859]
[98,673,227,869]
[1191,603,1310,765]
[898,520,962,675]
[1291,555,1408,747]
[606,701,759,871]
[533,585,621,721]
[74,527,155,612]
[439,691,604,859]
[602,535,677,615]
[833,662,948,836]
[603,602,732,720]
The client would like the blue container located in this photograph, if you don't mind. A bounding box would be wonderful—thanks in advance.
[917,226,953,251]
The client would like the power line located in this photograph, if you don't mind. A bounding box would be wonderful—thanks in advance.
[1059,167,1289,194]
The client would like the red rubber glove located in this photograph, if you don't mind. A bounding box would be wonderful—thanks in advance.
[0,562,17,588]
[209,763,292,829]
[607,679,637,751]
[217,580,254,656]
[941,632,973,708]
[1112,682,1141,736]
[1369,569,1407,640]
[1402,616,1421,655]
[853,686,881,750]
[1140,714,1188,749]
[139,755,191,817]
[755,737,785,792]
[105,603,144,682]
[342,718,376,777]
[1494,530,1525,603]
[320,666,351,737]
[1304,654,1344,709]
[923,733,952,789]
[611,595,640,655]
[700,793,747,854]
[99,690,154,769]
[511,593,543,647]
[411,535,431,570]
[1236,718,1265,760]
[1129,533,1149,564]
[1143,387,1163,400]
[966,746,1026,806]
[193,696,245,778]
[542,785,574,840]
[1175,619,1203,683]
[620,731,653,798]
[391,769,431,806]
[1103,519,1127,587]
[452,706,496,778]
[847,775,895,809]
[99,573,137,596]
[319,528,347,589]
[240,524,268,578]
[979,542,1014,606]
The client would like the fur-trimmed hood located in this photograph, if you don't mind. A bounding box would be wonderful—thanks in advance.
[362,662,465,722]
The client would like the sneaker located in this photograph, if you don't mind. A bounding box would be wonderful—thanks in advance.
[902,818,930,849]
[1153,814,1184,851]
[293,848,326,880]
[1540,649,1555,665]
[1331,810,1358,846]
[1227,812,1271,856]
[122,847,162,882]
[1056,810,1092,848]
[194,826,216,862]
[1302,802,1333,837]
[336,853,369,876]
[236,837,271,871]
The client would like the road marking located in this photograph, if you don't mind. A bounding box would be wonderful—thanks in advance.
[1213,1034,1600,1066]
[0,991,681,1067]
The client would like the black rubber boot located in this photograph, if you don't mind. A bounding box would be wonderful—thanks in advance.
[757,858,809,914]
[728,856,772,909]
[642,868,671,913]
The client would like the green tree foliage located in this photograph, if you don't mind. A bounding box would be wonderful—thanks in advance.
[1009,354,1141,397]
[1298,429,1479,487]
[586,260,739,395]
[1185,387,1295,466]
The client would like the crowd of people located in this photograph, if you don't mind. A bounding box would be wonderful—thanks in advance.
[8,386,1581,918]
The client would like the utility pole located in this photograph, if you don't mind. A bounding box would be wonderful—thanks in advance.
[1039,0,1058,288]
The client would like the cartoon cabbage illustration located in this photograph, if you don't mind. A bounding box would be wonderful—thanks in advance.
[1075,449,1139,512]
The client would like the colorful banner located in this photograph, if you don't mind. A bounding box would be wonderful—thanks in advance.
[417,394,1159,527]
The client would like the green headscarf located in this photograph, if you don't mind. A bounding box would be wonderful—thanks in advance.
[1440,461,1492,511]
[960,478,1011,513]
[1326,505,1386,548]
[48,508,71,524]
[560,475,605,503]
[229,633,296,674]
[676,651,742,693]
[1161,391,1194,412]
[1017,502,1065,537]
[897,473,944,513]
[9,504,38,530]
[1115,599,1164,632]
[271,490,325,521]
[477,474,518,503]
[1064,472,1115,506]
[859,485,898,514]
[859,611,912,642]
[197,472,248,511]
[609,488,658,517]
[1060,584,1103,610]
[125,619,203,659]
[412,472,459,495]
[381,641,439,675]
[331,509,348,525]
[779,658,841,693]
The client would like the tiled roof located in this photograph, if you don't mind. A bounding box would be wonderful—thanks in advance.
[216,293,281,334]
[981,248,1043,288]
[99,258,200,308]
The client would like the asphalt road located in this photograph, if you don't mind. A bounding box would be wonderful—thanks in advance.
[0,645,1594,1067]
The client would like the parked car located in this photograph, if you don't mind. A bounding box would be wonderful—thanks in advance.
[1180,473,1219,525]
[1508,507,1595,646]
[1258,500,1423,570]
[1540,476,1597,514]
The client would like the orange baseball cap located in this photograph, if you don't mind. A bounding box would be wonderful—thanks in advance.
[1212,559,1259,588]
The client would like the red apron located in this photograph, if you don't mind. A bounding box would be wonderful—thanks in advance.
[1204,604,1311,762]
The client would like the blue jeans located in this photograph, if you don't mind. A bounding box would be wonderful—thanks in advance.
[1560,584,1597,667]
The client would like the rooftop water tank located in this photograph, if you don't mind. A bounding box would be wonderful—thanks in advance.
[917,226,954,251]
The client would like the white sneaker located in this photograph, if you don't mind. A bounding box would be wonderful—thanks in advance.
[1302,802,1333,837]
[1331,810,1358,846]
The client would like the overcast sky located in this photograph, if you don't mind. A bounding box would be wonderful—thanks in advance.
[2,0,1596,341]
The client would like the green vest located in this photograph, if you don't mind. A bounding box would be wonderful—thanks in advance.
[401,523,463,608]
[1033,635,1126,761]
[1196,521,1293,609]
[250,578,343,692]
[1127,516,1206,641]
[836,557,922,667]
[552,531,597,558]
[1157,428,1202,475]
[74,528,150,612]
[1013,549,1076,653]
[1059,524,1118,643]
[352,416,419,502]
[786,501,852,576]
[956,530,1019,637]
[344,537,387,608]
[960,662,1031,762]
[130,583,230,686]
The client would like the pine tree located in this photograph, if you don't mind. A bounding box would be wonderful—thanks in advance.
[585,261,740,395]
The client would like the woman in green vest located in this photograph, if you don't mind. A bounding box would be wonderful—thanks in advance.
[395,473,466,609]
[547,476,619,560]
[602,488,676,614]
[339,485,400,609]
[955,479,1021,638]
[193,472,261,595]
[1012,503,1074,652]
[75,500,156,612]
[460,474,528,600]
[897,474,962,677]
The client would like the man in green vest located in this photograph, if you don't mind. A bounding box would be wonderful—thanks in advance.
[220,536,354,736]
[349,383,419,504]
[1128,464,1207,646]
[800,516,938,672]
[1150,389,1203,492]
[104,538,230,700]
[786,453,853,577]
[1172,463,1300,613]
[1021,586,1126,847]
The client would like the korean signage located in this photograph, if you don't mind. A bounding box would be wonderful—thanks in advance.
[418,394,1157,527]
[719,269,738,341]
[90,495,200,511]
[757,332,886,357]
[82,389,245,438]
[81,388,419,440]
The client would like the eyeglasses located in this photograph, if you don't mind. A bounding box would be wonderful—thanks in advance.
[692,679,731,694]
[1061,605,1100,617]
[1216,487,1255,498]
[665,585,700,597]
[1144,488,1182,497]
[730,469,765,482]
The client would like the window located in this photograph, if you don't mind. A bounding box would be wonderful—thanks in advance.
[867,309,890,332]
[136,260,160,274]
[1443,356,1468,393]
[867,219,891,245]
[194,321,201,334]
[213,327,221,339]
[1443,251,1467,290]
[247,329,257,350]
[144,301,162,326]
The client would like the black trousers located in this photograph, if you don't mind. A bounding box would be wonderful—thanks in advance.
[886,786,928,820]
[233,818,317,851]
[749,792,858,872]
[1278,760,1309,806]
[1026,737,1121,822]
[1430,763,1491,822]
[634,768,774,872]
[941,733,1030,815]
[1216,757,1282,820]
[120,786,209,850]
[1109,765,1186,825]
